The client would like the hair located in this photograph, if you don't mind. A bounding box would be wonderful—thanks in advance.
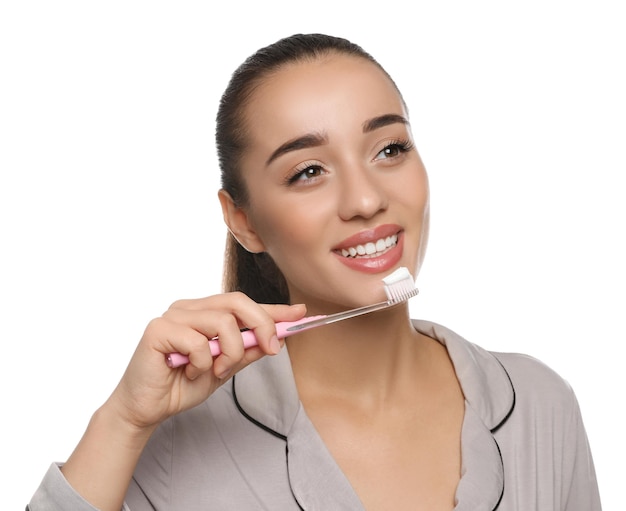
[216,33,399,304]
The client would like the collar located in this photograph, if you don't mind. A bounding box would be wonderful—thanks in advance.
[412,320,514,431]
[233,319,514,509]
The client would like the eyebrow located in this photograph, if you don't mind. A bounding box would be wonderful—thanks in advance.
[265,113,409,166]
[362,113,410,133]
[266,132,328,166]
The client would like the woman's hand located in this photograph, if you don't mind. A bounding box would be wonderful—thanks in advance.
[59,292,305,511]
[106,292,306,431]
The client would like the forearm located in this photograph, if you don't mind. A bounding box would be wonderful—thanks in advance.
[61,402,156,511]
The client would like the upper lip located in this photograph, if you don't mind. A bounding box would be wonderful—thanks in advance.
[333,224,402,251]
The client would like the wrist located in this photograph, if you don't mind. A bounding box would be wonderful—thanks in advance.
[60,400,158,511]
[94,398,157,449]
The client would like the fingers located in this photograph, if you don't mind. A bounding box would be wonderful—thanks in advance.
[141,316,217,378]
[116,293,306,427]
[162,293,307,378]
[162,308,247,378]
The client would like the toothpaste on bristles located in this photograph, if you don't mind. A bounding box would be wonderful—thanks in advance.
[382,267,418,303]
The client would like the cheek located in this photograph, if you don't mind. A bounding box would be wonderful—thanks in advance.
[396,165,429,255]
[400,165,429,216]
[248,200,318,256]
[411,171,430,270]
[419,204,430,255]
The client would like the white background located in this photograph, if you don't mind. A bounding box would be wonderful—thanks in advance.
[1,1,623,508]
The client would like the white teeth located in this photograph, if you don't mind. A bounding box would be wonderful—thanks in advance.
[340,234,398,258]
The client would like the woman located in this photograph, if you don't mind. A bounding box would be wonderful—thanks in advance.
[28,33,601,510]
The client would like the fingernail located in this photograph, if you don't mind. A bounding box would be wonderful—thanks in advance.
[269,335,281,355]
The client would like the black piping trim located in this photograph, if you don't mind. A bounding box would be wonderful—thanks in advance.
[130,475,157,509]
[232,375,288,441]
[492,437,505,510]
[489,356,514,509]
[285,445,306,510]
[490,356,516,433]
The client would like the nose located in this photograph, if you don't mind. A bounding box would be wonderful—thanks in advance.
[337,166,388,221]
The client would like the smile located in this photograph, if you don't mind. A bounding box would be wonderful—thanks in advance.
[338,234,398,259]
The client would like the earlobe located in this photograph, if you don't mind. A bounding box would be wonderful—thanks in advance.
[218,189,266,253]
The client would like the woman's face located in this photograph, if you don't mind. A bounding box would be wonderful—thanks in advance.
[233,54,429,312]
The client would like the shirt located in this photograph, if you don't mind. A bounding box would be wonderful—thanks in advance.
[28,320,602,510]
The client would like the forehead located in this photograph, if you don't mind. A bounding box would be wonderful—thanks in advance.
[242,54,406,146]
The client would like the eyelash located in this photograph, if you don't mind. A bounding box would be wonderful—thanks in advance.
[285,161,326,185]
[375,139,414,160]
[285,139,414,186]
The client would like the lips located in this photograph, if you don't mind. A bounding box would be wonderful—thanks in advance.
[333,224,404,273]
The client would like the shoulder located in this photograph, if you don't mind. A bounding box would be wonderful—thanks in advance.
[492,351,576,404]
[489,351,586,442]
[487,353,600,508]
[414,319,576,406]
[413,319,580,424]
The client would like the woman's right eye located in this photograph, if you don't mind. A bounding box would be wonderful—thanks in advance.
[286,164,325,185]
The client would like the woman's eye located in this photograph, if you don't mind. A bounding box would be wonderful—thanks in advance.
[374,141,413,161]
[288,165,324,184]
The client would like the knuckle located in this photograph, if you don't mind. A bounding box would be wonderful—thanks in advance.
[188,331,210,350]
[227,291,251,305]
[167,298,190,311]
[144,317,166,335]
[213,312,239,333]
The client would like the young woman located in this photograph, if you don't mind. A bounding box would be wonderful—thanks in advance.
[28,33,601,511]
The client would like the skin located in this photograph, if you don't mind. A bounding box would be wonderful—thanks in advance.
[221,54,464,510]
[223,56,429,313]
[59,53,464,511]
[61,297,306,511]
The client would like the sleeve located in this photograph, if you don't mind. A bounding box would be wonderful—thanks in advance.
[562,392,602,510]
[28,417,176,511]
[27,463,132,511]
[493,351,602,510]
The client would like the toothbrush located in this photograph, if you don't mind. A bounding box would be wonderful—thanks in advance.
[166,266,418,368]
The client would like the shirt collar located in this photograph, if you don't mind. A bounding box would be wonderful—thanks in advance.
[234,319,514,434]
[233,319,514,510]
[412,320,515,430]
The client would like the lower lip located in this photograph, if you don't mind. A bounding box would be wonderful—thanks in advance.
[333,234,404,274]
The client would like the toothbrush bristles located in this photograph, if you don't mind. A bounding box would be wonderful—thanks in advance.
[383,267,419,303]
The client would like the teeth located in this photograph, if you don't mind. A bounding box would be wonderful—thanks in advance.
[340,234,398,258]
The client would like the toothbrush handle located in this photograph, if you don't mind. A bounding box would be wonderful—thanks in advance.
[165,316,325,368]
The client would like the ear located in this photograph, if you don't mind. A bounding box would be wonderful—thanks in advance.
[218,189,266,253]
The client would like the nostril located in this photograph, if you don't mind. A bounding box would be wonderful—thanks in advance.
[338,183,388,221]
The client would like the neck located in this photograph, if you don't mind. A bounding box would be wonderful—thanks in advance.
[286,304,432,406]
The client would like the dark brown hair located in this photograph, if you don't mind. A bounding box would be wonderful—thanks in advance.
[216,33,396,304]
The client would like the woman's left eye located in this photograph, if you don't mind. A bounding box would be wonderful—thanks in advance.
[374,141,413,161]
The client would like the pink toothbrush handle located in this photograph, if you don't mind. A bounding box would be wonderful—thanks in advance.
[166,316,326,368]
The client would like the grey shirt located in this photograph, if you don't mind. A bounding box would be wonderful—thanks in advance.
[28,320,602,510]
